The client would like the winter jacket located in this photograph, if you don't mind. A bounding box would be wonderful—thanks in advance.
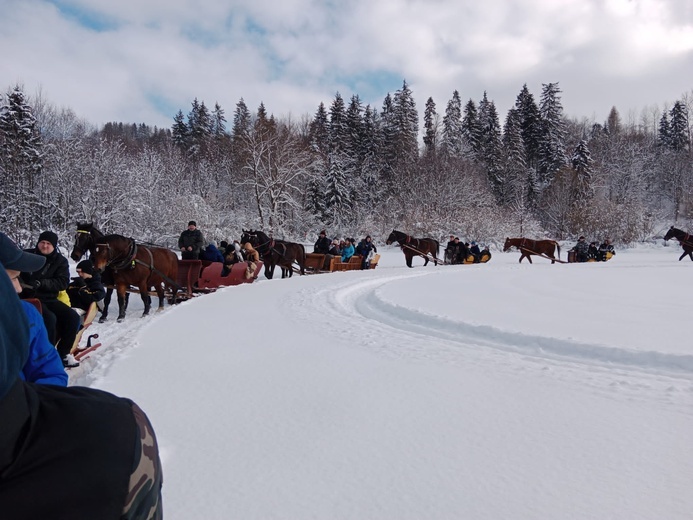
[68,272,106,311]
[19,249,70,302]
[200,243,225,263]
[0,271,163,520]
[178,229,205,254]
[313,236,331,254]
[341,244,355,262]
[356,239,376,257]
[19,301,67,386]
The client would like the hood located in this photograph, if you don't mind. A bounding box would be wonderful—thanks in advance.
[0,267,29,400]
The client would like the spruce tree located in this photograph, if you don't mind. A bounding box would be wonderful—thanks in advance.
[461,98,481,157]
[537,82,567,188]
[513,84,541,170]
[423,97,438,158]
[668,101,689,152]
[442,90,463,158]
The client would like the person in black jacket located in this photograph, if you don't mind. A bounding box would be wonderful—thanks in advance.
[67,259,106,312]
[313,230,331,254]
[355,235,377,269]
[19,231,81,365]
[178,221,205,260]
[0,265,164,519]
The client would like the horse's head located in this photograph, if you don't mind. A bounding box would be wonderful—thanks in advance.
[503,237,513,252]
[71,222,96,261]
[385,230,399,245]
[241,230,258,247]
[91,242,111,271]
[663,226,678,241]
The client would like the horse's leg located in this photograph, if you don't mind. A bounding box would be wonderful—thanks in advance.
[116,285,128,322]
[140,286,152,317]
[405,252,413,268]
[423,255,429,266]
[156,283,166,311]
[679,251,686,261]
[99,287,113,323]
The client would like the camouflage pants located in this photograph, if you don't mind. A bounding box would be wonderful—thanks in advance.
[122,403,163,520]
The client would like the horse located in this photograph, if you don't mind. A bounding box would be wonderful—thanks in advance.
[385,230,439,268]
[240,229,306,279]
[663,226,693,261]
[71,222,128,322]
[503,237,561,264]
[90,234,179,322]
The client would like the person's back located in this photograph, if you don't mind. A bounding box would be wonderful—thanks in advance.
[200,242,224,263]
[0,266,163,519]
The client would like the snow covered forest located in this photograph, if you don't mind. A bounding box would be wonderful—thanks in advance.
[1,81,691,246]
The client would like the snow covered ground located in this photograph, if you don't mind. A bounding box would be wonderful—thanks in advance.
[69,243,693,520]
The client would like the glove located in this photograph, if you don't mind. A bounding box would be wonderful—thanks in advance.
[30,280,41,289]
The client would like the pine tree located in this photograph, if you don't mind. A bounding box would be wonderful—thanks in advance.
[478,95,503,200]
[513,84,541,170]
[0,85,43,230]
[308,102,329,155]
[441,90,463,158]
[537,82,567,188]
[461,98,481,157]
[657,112,670,148]
[668,101,690,152]
[606,106,621,135]
[171,110,188,149]
[571,139,593,202]
[423,97,438,158]
[502,108,527,206]
[211,102,227,138]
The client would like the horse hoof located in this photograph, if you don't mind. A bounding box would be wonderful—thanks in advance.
[98,317,108,323]
[117,317,125,323]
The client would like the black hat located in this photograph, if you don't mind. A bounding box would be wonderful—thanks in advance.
[76,259,94,275]
[188,220,196,227]
[37,231,58,248]
[0,233,46,273]
[319,230,326,236]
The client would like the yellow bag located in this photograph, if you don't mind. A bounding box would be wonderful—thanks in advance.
[57,290,70,306]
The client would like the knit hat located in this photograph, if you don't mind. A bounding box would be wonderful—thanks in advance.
[319,230,326,236]
[220,241,229,250]
[188,220,196,227]
[0,233,46,273]
[76,259,94,275]
[37,230,58,248]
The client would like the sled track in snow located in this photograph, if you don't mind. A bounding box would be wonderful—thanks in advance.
[291,271,693,389]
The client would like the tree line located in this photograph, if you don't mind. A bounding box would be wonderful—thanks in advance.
[1,81,691,248]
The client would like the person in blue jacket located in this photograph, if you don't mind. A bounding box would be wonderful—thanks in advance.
[200,241,225,262]
[0,233,67,385]
[341,238,355,262]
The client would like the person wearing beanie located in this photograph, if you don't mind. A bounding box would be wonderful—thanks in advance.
[20,231,81,366]
[68,259,106,313]
[355,235,377,270]
[313,230,331,255]
[0,233,67,386]
[178,221,205,260]
[0,268,163,517]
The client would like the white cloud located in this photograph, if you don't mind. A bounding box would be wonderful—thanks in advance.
[1,0,691,129]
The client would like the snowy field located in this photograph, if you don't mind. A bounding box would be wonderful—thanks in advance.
[69,243,693,520]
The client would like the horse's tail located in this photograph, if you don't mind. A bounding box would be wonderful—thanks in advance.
[554,241,561,260]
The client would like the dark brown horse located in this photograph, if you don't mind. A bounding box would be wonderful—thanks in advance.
[385,230,439,268]
[91,234,179,322]
[663,226,693,261]
[241,229,306,279]
[71,222,126,322]
[503,237,561,264]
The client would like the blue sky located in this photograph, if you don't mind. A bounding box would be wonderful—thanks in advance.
[1,0,692,130]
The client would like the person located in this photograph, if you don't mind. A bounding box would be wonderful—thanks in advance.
[200,241,225,263]
[0,232,67,386]
[456,238,471,264]
[470,241,481,263]
[356,235,377,269]
[0,267,163,518]
[19,231,81,366]
[178,220,205,260]
[221,240,244,276]
[67,259,106,314]
[588,241,599,261]
[341,238,355,262]
[313,230,331,254]
[328,239,341,256]
[444,235,456,263]
[598,239,615,261]
[571,236,590,262]
[243,242,259,280]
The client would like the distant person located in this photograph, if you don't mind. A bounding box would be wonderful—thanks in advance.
[0,232,67,385]
[313,230,331,254]
[328,239,341,256]
[0,267,163,518]
[243,242,260,279]
[341,238,355,262]
[598,239,615,261]
[19,231,81,367]
[588,241,599,261]
[67,259,106,314]
[571,236,590,262]
[356,236,377,269]
[178,220,205,260]
[200,241,225,263]
[444,235,456,263]
[470,241,481,263]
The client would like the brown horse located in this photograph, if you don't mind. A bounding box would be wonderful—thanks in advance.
[240,229,306,279]
[91,234,179,322]
[663,226,693,261]
[385,230,439,268]
[71,222,126,322]
[503,237,561,264]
